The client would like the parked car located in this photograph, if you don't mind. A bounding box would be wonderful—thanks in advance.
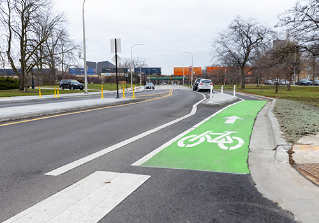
[193,78,202,91]
[296,79,311,85]
[314,80,319,86]
[196,79,213,92]
[280,79,289,85]
[59,79,84,90]
[265,80,273,85]
[145,82,155,89]
[273,79,280,85]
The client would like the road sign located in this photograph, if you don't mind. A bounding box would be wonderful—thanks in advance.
[112,55,121,64]
[111,38,121,53]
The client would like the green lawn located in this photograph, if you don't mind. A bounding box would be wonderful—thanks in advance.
[219,84,319,107]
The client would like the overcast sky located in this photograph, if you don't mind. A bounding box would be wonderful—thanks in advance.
[53,0,297,75]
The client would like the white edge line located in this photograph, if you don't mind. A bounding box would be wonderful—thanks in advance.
[132,100,245,166]
[45,94,207,176]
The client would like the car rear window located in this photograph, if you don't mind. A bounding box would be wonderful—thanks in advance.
[201,80,211,83]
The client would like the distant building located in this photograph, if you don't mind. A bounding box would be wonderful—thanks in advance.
[70,61,115,76]
[0,68,55,77]
[134,67,161,76]
[174,67,201,76]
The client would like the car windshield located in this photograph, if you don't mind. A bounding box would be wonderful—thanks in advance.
[70,80,79,83]
[201,80,211,83]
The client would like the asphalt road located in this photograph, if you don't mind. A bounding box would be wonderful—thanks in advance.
[0,87,296,222]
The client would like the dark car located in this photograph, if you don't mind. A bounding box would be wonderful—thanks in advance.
[314,80,319,86]
[193,78,202,91]
[145,82,155,89]
[59,79,84,90]
[296,79,311,85]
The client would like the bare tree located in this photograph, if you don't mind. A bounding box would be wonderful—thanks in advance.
[212,16,274,89]
[277,0,319,85]
[0,0,65,91]
[277,0,319,53]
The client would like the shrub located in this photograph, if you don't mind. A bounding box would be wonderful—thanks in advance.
[0,77,20,90]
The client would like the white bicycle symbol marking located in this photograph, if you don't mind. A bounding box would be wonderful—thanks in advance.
[177,131,244,150]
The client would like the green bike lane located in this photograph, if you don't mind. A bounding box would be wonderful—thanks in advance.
[135,100,267,174]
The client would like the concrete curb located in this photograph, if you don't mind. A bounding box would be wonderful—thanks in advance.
[250,97,319,223]
[0,98,140,123]
[201,96,240,107]
[267,99,292,164]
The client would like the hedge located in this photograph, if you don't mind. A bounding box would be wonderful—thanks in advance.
[0,77,20,90]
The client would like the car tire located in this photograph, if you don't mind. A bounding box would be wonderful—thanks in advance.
[70,86,74,90]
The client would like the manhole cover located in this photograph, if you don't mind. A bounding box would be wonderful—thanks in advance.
[296,163,319,179]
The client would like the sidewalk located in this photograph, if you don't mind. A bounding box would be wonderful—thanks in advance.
[250,99,319,223]
[0,87,143,122]
[0,87,143,104]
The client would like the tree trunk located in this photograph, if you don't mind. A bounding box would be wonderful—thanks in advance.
[241,67,245,89]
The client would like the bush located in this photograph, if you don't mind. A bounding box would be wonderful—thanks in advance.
[0,77,20,90]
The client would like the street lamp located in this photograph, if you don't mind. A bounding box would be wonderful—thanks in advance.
[131,44,143,89]
[177,61,185,86]
[82,0,88,93]
[183,52,193,87]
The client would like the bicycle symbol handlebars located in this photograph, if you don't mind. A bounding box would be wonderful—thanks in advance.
[177,131,244,150]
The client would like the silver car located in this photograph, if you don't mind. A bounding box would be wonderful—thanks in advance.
[197,79,213,92]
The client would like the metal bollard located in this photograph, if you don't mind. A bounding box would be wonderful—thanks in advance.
[54,86,56,97]
[209,85,213,102]
[101,85,104,99]
[132,85,135,99]
[123,85,125,98]
[221,85,223,94]
[233,85,236,97]
[57,86,60,97]
[39,87,41,98]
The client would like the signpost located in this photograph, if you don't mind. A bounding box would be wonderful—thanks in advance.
[111,38,121,99]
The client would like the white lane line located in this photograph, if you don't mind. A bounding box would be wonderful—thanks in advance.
[132,100,244,166]
[45,94,206,176]
[4,171,150,223]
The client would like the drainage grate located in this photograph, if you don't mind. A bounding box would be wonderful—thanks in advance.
[296,163,319,179]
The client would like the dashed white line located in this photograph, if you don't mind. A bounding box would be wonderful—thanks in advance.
[45,94,206,176]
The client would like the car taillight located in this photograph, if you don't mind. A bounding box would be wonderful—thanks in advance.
[210,83,213,85]
[200,83,203,85]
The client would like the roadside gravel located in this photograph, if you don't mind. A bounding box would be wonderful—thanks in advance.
[273,99,319,143]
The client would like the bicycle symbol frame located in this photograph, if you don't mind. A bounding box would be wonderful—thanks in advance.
[177,131,244,150]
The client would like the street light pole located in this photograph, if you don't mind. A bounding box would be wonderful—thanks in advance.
[178,61,184,86]
[183,52,193,87]
[82,0,88,93]
[130,44,143,90]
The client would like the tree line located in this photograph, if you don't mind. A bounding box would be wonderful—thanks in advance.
[210,0,319,89]
[0,0,78,91]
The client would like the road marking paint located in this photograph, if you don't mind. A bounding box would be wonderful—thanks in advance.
[134,100,267,174]
[45,92,205,176]
[0,90,172,127]
[222,116,243,124]
[132,100,243,166]
[3,171,150,223]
